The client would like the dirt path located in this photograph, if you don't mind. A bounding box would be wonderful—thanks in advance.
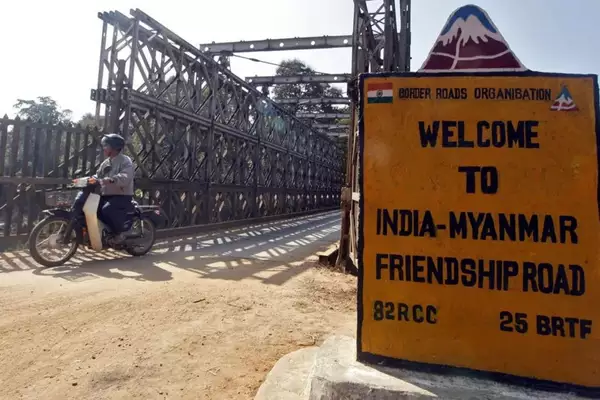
[0,213,356,400]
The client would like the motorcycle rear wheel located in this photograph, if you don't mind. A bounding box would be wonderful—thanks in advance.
[29,215,79,267]
[125,217,156,257]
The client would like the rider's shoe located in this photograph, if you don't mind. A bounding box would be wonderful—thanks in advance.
[112,232,126,244]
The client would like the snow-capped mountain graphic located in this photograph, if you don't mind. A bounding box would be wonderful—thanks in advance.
[550,86,578,111]
[420,4,527,72]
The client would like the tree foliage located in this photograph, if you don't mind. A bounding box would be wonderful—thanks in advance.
[78,112,105,129]
[13,96,72,124]
[272,59,349,127]
[273,59,346,113]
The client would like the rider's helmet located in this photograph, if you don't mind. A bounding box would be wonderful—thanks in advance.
[101,133,125,152]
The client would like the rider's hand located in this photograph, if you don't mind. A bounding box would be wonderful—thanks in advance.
[100,178,115,186]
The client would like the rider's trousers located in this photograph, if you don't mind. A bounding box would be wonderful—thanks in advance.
[99,195,133,233]
[73,192,133,233]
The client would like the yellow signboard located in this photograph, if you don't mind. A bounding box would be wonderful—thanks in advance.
[358,72,600,390]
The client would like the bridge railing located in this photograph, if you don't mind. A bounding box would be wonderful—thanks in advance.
[0,116,341,249]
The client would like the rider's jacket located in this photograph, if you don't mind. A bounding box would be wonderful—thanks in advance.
[98,153,135,196]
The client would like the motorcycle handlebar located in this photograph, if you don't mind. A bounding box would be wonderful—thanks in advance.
[71,176,101,188]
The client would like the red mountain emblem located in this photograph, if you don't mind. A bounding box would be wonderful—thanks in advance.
[420,5,527,72]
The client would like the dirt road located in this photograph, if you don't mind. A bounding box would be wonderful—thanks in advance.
[0,212,356,400]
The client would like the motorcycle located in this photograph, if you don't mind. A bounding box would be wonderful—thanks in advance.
[28,176,164,267]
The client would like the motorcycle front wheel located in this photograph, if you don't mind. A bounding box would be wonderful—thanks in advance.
[28,215,79,267]
[125,217,156,257]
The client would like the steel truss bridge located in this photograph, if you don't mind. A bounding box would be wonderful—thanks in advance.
[82,1,412,267]
[90,9,344,232]
[0,2,408,256]
[200,0,412,268]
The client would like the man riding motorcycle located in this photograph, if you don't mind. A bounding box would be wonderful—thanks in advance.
[28,132,163,267]
[73,133,135,244]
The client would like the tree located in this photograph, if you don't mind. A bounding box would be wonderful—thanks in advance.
[78,112,105,129]
[272,59,349,128]
[8,97,72,175]
[13,96,72,124]
[273,59,318,113]
[273,59,344,113]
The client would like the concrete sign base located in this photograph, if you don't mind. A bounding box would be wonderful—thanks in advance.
[256,335,584,400]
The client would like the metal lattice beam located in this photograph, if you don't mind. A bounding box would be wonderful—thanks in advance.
[325,132,350,138]
[313,123,351,129]
[246,74,351,85]
[297,113,350,119]
[200,35,353,54]
[351,0,408,74]
[93,8,343,227]
[277,97,351,105]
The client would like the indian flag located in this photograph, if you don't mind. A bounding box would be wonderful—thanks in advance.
[367,82,393,104]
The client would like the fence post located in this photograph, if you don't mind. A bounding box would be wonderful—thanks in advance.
[0,115,8,177]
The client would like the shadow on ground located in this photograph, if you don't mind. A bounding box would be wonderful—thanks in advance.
[0,212,341,286]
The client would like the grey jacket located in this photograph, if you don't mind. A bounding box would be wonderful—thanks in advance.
[97,153,135,196]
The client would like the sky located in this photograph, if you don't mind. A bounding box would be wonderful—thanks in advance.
[0,0,598,120]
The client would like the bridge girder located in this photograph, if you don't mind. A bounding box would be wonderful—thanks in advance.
[200,35,353,54]
[325,132,350,138]
[313,123,350,129]
[246,74,351,85]
[277,98,351,105]
[297,113,350,119]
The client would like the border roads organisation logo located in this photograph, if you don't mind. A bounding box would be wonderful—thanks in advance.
[550,86,578,111]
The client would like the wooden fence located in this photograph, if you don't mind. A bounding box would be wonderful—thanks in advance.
[0,116,108,247]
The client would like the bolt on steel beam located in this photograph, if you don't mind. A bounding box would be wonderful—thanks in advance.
[200,35,353,54]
